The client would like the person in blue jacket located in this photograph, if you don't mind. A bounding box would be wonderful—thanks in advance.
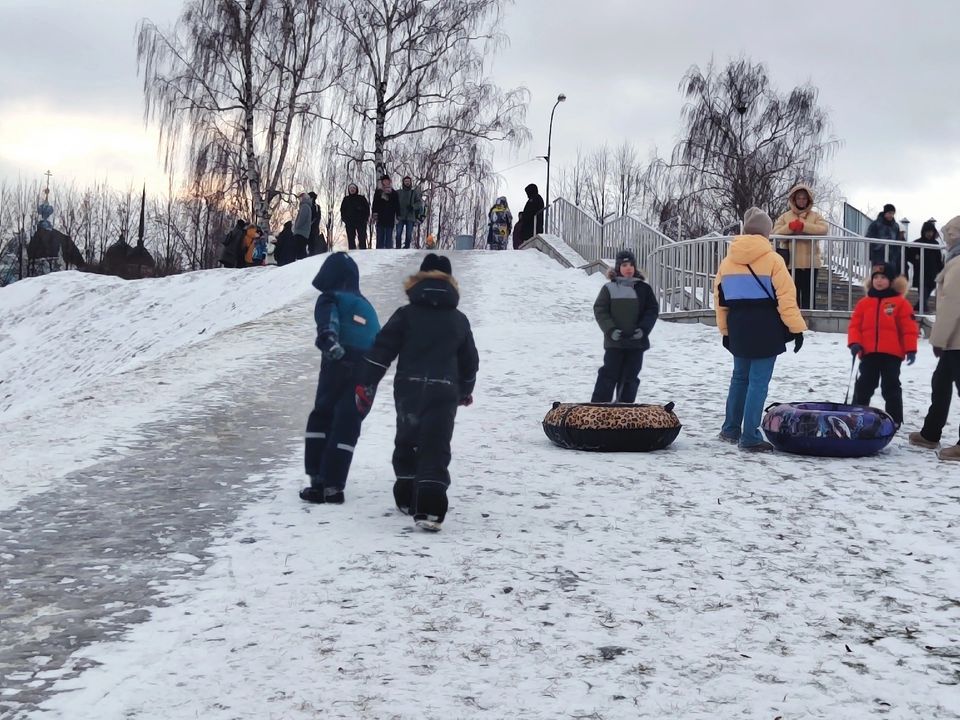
[301,253,381,504]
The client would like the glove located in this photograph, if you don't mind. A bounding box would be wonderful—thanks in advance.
[933,347,943,358]
[610,329,622,341]
[906,352,916,366]
[458,395,473,407]
[793,333,804,353]
[631,329,645,340]
[849,343,863,358]
[788,219,804,232]
[323,342,345,361]
[355,385,375,415]
[722,335,730,351]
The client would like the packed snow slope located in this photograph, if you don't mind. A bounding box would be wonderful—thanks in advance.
[2,250,958,720]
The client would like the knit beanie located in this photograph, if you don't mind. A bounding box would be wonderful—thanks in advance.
[420,253,452,275]
[743,207,772,239]
[883,203,896,214]
[615,249,638,274]
[871,261,897,283]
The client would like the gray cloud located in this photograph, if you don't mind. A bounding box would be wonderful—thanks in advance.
[1,0,958,227]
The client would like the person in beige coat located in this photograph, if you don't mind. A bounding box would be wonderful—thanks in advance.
[772,184,830,310]
[910,215,960,461]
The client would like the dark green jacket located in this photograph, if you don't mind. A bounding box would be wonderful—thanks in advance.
[397,186,424,222]
[594,272,660,350]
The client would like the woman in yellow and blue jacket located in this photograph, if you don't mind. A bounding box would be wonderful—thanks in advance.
[714,207,808,452]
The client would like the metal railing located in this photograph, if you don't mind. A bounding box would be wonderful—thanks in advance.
[646,234,946,316]
[543,198,676,265]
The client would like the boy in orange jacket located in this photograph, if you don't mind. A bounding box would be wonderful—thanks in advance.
[848,262,919,426]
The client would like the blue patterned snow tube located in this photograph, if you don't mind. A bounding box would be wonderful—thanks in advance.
[761,402,897,457]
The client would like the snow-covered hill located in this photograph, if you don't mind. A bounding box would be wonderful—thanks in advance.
[2,250,958,720]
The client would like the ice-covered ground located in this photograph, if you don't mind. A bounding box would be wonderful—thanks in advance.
[3,250,959,719]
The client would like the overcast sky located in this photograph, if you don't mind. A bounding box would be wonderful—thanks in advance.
[1,0,958,232]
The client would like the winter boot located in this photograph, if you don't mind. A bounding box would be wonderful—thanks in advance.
[413,482,448,532]
[718,431,739,444]
[299,476,326,504]
[939,444,960,462]
[323,487,345,504]
[740,441,774,453]
[393,477,414,515]
[909,432,939,450]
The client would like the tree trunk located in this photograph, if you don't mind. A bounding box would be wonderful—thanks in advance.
[241,0,269,231]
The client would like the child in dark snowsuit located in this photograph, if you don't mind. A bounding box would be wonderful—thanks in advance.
[356,254,479,532]
[591,249,660,403]
[848,261,919,426]
[300,253,381,504]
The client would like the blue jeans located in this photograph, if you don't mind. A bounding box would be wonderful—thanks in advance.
[376,225,394,249]
[395,220,416,249]
[722,356,777,447]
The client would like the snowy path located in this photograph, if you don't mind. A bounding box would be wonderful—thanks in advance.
[1,251,959,719]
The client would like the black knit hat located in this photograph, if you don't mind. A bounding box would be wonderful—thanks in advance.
[615,249,637,272]
[420,253,452,275]
[871,261,896,283]
[883,203,896,214]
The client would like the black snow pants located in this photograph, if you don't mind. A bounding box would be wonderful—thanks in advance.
[391,378,458,522]
[920,350,960,444]
[591,348,645,404]
[853,352,904,425]
[305,355,363,491]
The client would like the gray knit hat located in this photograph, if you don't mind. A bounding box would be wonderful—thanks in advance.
[743,207,773,239]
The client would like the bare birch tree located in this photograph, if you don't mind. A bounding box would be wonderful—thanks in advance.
[327,0,530,182]
[137,0,339,230]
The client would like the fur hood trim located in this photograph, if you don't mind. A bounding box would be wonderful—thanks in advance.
[404,270,458,291]
[606,268,647,281]
[863,274,909,297]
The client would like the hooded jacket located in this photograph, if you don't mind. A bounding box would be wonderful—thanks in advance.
[771,184,830,269]
[340,186,370,226]
[714,234,807,359]
[241,226,259,265]
[930,216,960,351]
[520,184,545,242]
[274,223,296,266]
[397,182,424,222]
[489,197,513,235]
[593,269,659,350]
[312,253,380,356]
[294,194,313,238]
[847,275,918,359]
[907,221,945,288]
[360,271,479,400]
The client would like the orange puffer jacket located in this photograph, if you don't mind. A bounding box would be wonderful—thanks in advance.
[847,277,918,359]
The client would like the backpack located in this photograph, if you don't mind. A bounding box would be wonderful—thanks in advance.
[253,236,268,261]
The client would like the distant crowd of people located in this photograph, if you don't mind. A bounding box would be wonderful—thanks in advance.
[217,177,550,267]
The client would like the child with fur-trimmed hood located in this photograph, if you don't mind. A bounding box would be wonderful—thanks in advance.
[591,249,659,403]
[848,261,919,426]
[355,253,479,532]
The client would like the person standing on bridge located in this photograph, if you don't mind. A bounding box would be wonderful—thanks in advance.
[591,249,659,403]
[772,184,829,310]
[372,175,401,249]
[715,207,807,452]
[866,204,901,266]
[518,184,545,245]
[300,253,381,504]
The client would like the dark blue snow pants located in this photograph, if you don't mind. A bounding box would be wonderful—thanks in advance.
[305,355,363,491]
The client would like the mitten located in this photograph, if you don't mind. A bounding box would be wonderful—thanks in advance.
[788,219,804,232]
[849,343,863,357]
[906,352,916,366]
[355,385,375,415]
[933,347,944,358]
[610,329,622,341]
[722,335,730,351]
[458,395,474,407]
[323,342,345,361]
[793,333,804,353]
[631,328,645,340]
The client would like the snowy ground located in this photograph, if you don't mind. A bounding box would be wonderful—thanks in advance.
[2,250,959,719]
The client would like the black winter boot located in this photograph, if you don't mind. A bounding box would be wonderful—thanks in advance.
[393,477,414,515]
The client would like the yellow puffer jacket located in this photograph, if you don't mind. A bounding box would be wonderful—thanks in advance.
[772,184,830,270]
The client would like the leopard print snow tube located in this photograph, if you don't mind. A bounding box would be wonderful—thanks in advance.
[543,402,682,452]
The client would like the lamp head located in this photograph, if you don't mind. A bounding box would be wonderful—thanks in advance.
[557,93,567,102]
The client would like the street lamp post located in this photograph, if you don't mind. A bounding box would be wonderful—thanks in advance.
[544,93,566,234]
